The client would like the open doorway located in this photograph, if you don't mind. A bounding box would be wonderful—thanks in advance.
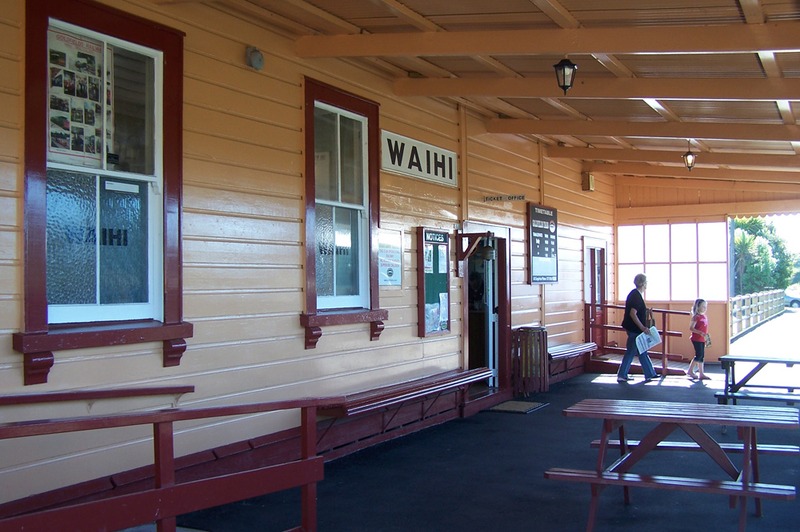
[467,237,499,387]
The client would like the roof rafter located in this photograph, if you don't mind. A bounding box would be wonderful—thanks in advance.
[295,22,800,57]
[488,119,800,142]
[546,146,800,168]
[394,77,800,100]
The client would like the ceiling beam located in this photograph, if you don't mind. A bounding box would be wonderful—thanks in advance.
[295,22,800,57]
[585,162,800,184]
[487,119,800,142]
[545,146,800,168]
[394,76,800,100]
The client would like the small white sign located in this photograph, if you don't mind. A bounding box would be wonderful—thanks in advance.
[378,229,403,286]
[382,130,457,187]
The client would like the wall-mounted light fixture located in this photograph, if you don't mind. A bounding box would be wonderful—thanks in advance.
[553,58,578,95]
[682,140,697,171]
[246,46,264,71]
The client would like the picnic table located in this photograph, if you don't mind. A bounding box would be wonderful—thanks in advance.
[717,354,800,405]
[544,398,799,532]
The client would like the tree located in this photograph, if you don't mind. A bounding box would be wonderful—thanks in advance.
[732,217,795,295]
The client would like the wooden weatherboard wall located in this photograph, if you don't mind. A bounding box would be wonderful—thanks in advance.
[1,0,616,504]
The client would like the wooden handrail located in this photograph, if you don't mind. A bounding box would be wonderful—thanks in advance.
[0,396,344,532]
[585,303,689,374]
[0,385,195,406]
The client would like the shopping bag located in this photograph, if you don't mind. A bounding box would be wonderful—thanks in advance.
[635,326,662,354]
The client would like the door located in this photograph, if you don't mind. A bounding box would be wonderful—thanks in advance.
[468,238,499,387]
[584,241,607,346]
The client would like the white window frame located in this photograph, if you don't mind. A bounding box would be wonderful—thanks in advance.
[314,102,370,311]
[46,20,164,324]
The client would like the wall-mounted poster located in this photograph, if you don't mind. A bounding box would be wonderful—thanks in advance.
[47,28,107,168]
[528,203,558,283]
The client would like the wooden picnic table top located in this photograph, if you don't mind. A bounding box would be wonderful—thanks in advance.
[563,398,799,429]
[720,353,800,366]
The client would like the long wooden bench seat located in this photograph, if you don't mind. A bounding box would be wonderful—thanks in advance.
[590,438,799,456]
[544,467,796,499]
[319,367,492,417]
[715,391,799,406]
[548,342,597,360]
[545,342,597,387]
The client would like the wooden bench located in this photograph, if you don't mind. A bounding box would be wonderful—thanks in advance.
[591,438,799,456]
[319,367,492,417]
[316,367,492,457]
[546,342,597,386]
[715,391,799,406]
[544,467,795,499]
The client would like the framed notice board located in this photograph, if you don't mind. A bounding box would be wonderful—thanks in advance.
[528,203,558,283]
[417,227,450,337]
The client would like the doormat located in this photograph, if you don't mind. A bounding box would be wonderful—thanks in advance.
[488,401,549,414]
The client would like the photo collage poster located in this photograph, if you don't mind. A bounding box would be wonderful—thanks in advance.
[47,28,112,168]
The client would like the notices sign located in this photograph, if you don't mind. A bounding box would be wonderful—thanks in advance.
[378,229,403,286]
[528,203,558,283]
[47,28,106,168]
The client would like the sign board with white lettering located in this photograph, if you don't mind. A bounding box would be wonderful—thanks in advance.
[528,203,558,283]
[382,130,457,187]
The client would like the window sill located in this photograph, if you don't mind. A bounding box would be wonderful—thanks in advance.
[300,308,388,349]
[12,320,194,385]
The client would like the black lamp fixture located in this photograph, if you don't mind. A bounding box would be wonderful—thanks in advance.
[553,58,578,95]
[682,140,697,171]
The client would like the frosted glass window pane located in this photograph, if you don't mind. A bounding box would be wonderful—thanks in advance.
[671,223,697,262]
[671,264,698,301]
[99,178,148,303]
[698,222,728,262]
[315,205,334,297]
[699,263,728,301]
[644,264,670,301]
[334,207,359,296]
[618,264,643,300]
[46,170,97,304]
[645,224,670,262]
[618,225,643,263]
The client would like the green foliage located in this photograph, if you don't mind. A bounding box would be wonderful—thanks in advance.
[732,218,796,295]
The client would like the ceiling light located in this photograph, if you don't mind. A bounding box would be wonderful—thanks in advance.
[682,140,697,171]
[553,58,577,95]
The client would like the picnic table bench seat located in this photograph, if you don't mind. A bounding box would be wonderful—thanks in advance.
[544,468,795,500]
[590,438,800,456]
[715,390,799,406]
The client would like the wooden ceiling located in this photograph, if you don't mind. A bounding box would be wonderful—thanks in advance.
[163,0,800,183]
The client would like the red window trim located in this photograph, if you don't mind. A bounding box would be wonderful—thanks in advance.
[299,78,387,349]
[13,0,192,385]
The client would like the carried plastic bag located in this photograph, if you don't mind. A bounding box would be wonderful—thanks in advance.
[635,326,662,354]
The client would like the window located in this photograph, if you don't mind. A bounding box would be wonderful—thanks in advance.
[617,222,728,302]
[14,0,192,384]
[46,21,162,324]
[314,103,369,310]
[300,79,387,348]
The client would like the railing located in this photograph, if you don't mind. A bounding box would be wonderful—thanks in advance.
[730,289,785,339]
[0,396,344,532]
[586,303,689,375]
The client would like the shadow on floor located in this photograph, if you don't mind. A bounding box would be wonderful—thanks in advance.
[178,366,799,532]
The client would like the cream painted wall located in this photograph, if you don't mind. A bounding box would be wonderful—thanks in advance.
[0,0,616,504]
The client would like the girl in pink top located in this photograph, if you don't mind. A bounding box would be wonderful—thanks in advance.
[687,298,710,380]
